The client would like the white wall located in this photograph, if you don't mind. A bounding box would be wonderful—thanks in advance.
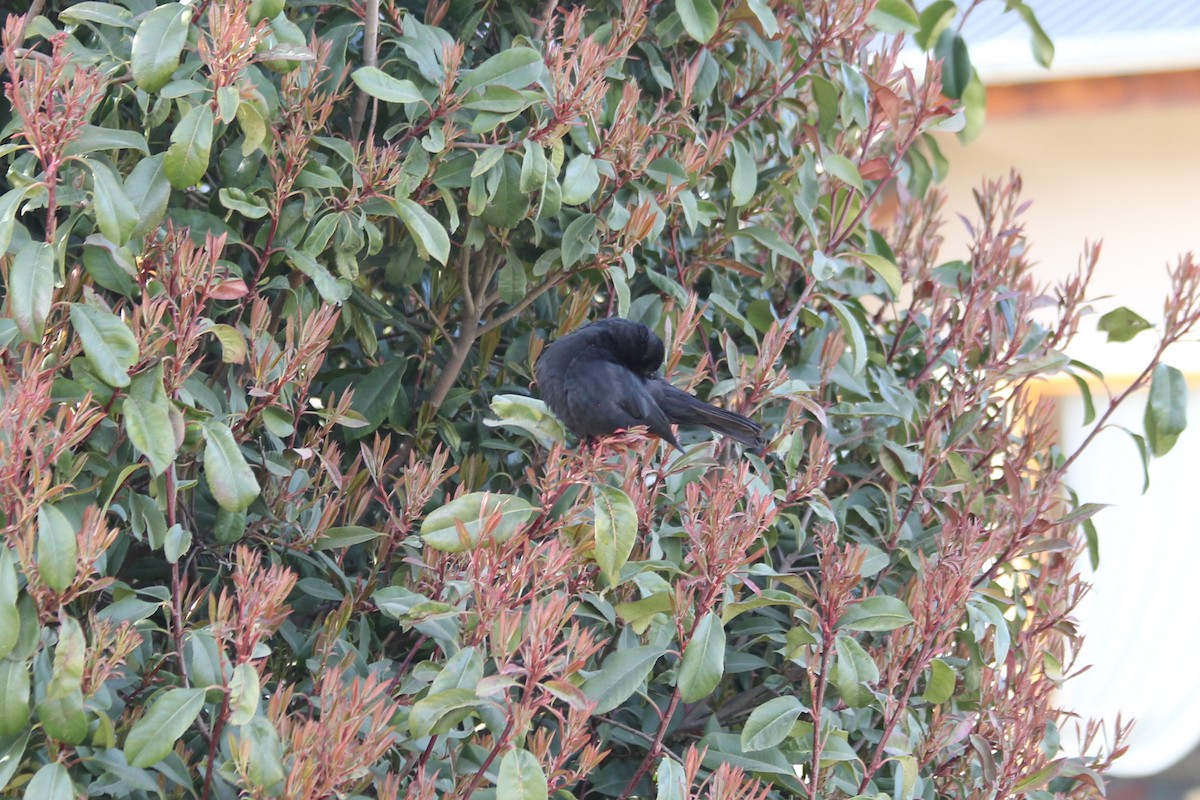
[936,96,1200,776]
[935,101,1200,377]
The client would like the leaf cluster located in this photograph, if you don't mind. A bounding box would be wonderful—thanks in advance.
[0,0,1193,799]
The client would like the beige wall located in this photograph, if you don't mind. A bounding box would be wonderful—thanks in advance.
[934,92,1200,778]
[935,101,1200,377]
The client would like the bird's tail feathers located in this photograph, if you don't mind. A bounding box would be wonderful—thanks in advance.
[651,383,764,448]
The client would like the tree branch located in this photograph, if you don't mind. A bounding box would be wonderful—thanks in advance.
[350,0,380,141]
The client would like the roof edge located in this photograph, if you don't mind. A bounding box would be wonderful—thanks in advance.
[901,29,1200,86]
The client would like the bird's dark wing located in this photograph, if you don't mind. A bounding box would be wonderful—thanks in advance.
[562,361,681,449]
[646,378,764,448]
[538,317,757,451]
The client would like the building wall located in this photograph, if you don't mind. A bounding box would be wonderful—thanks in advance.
[932,81,1200,786]
[934,94,1200,377]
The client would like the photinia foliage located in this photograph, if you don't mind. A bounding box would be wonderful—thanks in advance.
[0,0,1193,798]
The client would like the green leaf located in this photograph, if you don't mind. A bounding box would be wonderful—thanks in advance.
[9,240,54,342]
[676,0,719,43]
[314,526,385,550]
[131,3,192,91]
[287,249,352,303]
[202,421,261,513]
[519,140,547,194]
[351,66,425,102]
[868,0,919,33]
[561,213,598,267]
[218,188,269,219]
[206,323,248,364]
[69,303,139,388]
[582,645,665,714]
[420,492,535,552]
[164,523,192,563]
[22,762,73,800]
[37,505,77,594]
[0,659,30,738]
[64,125,149,156]
[234,717,285,790]
[344,357,407,438]
[59,2,135,28]
[124,687,206,768]
[0,549,18,660]
[824,296,867,376]
[430,647,484,695]
[248,0,284,24]
[480,155,530,229]
[915,0,956,50]
[0,185,32,256]
[892,754,918,800]
[164,104,214,188]
[833,635,879,707]
[459,48,544,92]
[471,145,506,178]
[1097,306,1151,343]
[934,29,971,100]
[408,688,482,737]
[969,599,1011,663]
[463,85,530,113]
[1145,363,1187,456]
[1067,369,1097,425]
[740,0,778,37]
[615,592,673,635]
[0,729,31,793]
[227,663,259,726]
[88,160,139,245]
[740,225,803,264]
[37,690,87,744]
[257,12,311,73]
[655,756,687,800]
[498,260,528,305]
[678,611,725,702]
[740,695,805,752]
[48,614,85,700]
[392,197,450,265]
[959,70,987,144]
[560,155,600,206]
[848,251,902,297]
[1012,759,1065,793]
[1007,1,1054,68]
[922,658,955,704]
[593,484,637,585]
[497,748,548,800]
[484,394,567,449]
[124,396,177,477]
[730,140,756,207]
[236,100,268,154]
[822,151,863,192]
[698,733,800,778]
[124,154,171,239]
[837,596,914,632]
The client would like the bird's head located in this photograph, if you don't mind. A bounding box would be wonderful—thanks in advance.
[589,318,665,375]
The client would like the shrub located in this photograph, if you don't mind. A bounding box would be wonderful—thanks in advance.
[0,0,1194,798]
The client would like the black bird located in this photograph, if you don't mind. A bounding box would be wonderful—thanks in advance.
[535,317,765,450]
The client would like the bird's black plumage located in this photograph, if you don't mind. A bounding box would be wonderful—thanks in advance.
[535,317,765,450]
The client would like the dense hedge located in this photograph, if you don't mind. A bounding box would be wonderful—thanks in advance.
[0,0,1194,798]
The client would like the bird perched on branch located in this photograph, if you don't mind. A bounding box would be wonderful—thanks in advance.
[535,317,765,450]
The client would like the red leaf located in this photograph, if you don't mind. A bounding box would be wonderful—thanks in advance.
[867,77,901,129]
[211,279,249,299]
[859,158,892,181]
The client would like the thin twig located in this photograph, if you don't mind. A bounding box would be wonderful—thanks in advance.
[614,689,682,800]
[350,0,381,141]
